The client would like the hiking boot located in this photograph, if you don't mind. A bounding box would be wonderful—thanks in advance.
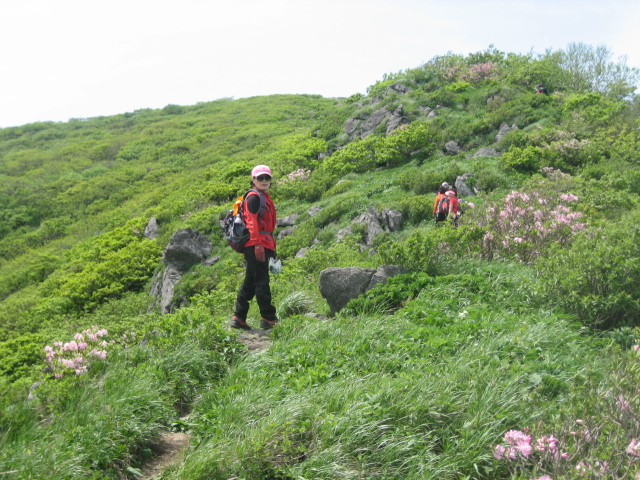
[260,318,277,330]
[231,316,251,331]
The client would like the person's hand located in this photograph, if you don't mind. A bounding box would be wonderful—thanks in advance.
[254,244,266,262]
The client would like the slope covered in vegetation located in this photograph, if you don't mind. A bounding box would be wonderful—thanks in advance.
[2,43,640,479]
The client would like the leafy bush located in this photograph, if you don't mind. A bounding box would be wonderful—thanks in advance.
[536,210,640,329]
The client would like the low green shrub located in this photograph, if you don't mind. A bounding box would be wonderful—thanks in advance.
[536,210,640,329]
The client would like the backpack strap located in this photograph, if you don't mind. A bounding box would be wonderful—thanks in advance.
[244,188,266,218]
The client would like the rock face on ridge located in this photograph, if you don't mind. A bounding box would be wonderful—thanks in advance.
[150,228,218,313]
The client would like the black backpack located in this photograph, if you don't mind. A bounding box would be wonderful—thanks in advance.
[222,188,266,253]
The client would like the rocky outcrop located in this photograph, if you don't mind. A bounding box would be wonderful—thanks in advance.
[150,228,218,313]
[336,207,403,247]
[471,147,500,158]
[455,173,479,197]
[445,141,463,155]
[144,217,158,239]
[496,122,518,143]
[386,105,410,135]
[277,213,300,227]
[319,265,407,316]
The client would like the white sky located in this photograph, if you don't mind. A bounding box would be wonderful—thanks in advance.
[1,0,639,129]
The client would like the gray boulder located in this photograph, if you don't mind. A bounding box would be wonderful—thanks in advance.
[162,228,212,272]
[472,147,500,158]
[144,217,158,239]
[319,265,408,316]
[386,105,410,135]
[445,141,463,155]
[277,226,295,240]
[337,207,403,247]
[455,173,479,197]
[496,123,518,143]
[387,83,412,95]
[277,213,300,227]
[308,206,323,217]
[381,209,403,232]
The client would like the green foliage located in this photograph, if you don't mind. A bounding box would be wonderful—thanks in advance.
[0,333,42,383]
[500,145,544,173]
[537,210,640,329]
[377,226,484,275]
[2,45,640,479]
[342,272,433,315]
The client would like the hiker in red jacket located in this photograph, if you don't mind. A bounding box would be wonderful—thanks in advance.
[446,188,461,227]
[231,165,278,331]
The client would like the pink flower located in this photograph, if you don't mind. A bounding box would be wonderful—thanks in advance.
[494,444,506,460]
[627,439,640,456]
[63,341,79,352]
[531,476,553,480]
[618,395,630,410]
[74,333,84,340]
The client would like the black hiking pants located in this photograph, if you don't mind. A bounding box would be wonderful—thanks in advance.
[234,246,277,322]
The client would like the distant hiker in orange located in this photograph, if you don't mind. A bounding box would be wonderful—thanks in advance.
[434,182,450,223]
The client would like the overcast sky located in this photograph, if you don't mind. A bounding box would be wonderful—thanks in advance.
[1,0,639,129]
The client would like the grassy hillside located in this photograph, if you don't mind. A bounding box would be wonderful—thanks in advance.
[2,44,640,479]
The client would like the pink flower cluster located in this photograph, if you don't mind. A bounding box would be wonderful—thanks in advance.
[480,187,586,262]
[459,62,500,82]
[440,62,499,82]
[627,439,640,456]
[494,430,563,461]
[44,328,110,378]
[575,460,609,477]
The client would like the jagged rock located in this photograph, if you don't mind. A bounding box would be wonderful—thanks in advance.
[386,105,410,135]
[337,207,403,246]
[445,141,463,155]
[344,117,360,136]
[319,265,408,315]
[162,229,212,273]
[151,228,213,313]
[496,122,518,142]
[455,173,479,197]
[159,266,182,314]
[277,213,300,227]
[336,224,353,243]
[388,83,412,94]
[381,209,403,232]
[144,217,158,239]
[357,207,385,246]
[202,256,220,267]
[277,226,295,240]
[358,107,389,138]
[472,147,500,158]
[308,206,323,217]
